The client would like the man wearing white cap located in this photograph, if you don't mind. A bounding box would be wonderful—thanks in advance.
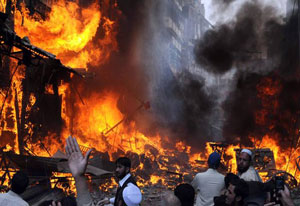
[237,149,266,205]
[237,149,261,182]
[65,136,142,206]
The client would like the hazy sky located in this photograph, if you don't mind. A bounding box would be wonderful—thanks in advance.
[202,0,287,25]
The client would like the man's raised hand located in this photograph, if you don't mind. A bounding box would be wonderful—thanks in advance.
[65,136,92,178]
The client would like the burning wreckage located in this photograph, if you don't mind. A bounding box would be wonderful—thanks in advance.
[0,0,300,205]
[0,10,111,204]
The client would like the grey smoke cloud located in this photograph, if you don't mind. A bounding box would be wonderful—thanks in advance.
[196,0,299,147]
[195,1,281,74]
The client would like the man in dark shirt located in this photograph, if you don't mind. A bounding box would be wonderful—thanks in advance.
[65,136,142,206]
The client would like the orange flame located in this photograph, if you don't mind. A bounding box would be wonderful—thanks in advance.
[255,135,300,180]
[0,0,6,13]
[14,0,118,68]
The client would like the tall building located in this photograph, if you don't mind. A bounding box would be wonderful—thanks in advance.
[162,0,184,73]
[162,0,212,75]
[182,0,212,75]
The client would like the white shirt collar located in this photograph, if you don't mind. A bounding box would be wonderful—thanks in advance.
[119,173,131,187]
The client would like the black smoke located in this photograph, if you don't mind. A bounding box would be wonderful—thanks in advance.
[195,2,282,74]
[196,1,300,146]
[72,0,217,149]
[149,70,216,149]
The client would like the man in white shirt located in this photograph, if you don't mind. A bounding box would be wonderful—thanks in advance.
[65,136,142,206]
[237,149,261,182]
[0,171,29,206]
[237,149,265,206]
[191,152,225,206]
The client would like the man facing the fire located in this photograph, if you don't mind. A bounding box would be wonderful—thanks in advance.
[191,151,225,206]
[237,149,262,182]
[65,136,142,206]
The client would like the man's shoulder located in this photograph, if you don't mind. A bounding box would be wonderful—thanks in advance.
[0,191,12,198]
[0,192,8,198]
[0,192,29,206]
[214,171,225,178]
[246,166,258,174]
[207,169,225,177]
[126,182,141,191]
[194,171,207,178]
[193,169,223,179]
[240,167,261,182]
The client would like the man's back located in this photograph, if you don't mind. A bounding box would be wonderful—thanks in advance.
[191,169,225,206]
[0,190,29,206]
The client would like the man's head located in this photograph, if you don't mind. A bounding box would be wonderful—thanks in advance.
[174,183,195,206]
[237,149,252,174]
[11,171,29,194]
[225,179,249,206]
[115,157,131,179]
[208,151,221,169]
[224,173,240,189]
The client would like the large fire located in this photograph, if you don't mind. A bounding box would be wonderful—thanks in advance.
[0,0,6,13]
[14,0,117,68]
[0,0,299,196]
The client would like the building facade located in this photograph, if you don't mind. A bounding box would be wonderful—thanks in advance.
[162,0,212,75]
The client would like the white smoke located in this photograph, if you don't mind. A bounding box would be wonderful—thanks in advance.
[202,0,287,25]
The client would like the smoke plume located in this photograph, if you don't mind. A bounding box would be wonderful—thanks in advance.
[196,0,299,146]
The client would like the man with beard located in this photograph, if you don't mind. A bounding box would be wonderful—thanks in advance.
[237,149,261,182]
[237,149,265,205]
[65,136,142,206]
[109,157,142,206]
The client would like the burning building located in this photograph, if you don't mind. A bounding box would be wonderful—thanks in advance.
[0,0,300,204]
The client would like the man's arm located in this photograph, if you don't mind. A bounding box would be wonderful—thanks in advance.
[65,136,93,205]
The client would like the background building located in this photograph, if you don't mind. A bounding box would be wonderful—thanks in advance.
[162,0,212,75]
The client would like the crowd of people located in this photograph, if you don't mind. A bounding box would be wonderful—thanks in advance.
[0,136,296,206]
